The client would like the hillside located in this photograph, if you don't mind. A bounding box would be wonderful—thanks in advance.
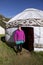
[0,14,10,28]
[0,14,10,22]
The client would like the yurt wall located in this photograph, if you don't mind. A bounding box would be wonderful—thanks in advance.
[5,26,43,51]
[5,27,18,42]
[34,27,43,51]
[34,27,43,47]
[5,26,43,44]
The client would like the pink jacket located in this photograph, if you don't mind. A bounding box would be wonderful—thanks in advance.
[14,29,25,42]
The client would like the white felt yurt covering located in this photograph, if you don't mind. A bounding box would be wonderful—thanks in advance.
[0,26,5,34]
[5,8,43,51]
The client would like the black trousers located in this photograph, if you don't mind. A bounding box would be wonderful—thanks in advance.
[16,44,22,53]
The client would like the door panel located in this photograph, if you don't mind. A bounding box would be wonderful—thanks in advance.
[22,27,34,51]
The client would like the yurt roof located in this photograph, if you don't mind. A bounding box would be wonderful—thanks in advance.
[8,8,43,22]
[6,8,43,28]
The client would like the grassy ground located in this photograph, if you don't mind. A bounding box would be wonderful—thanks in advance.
[0,35,43,65]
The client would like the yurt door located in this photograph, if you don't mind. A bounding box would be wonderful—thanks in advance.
[22,27,34,51]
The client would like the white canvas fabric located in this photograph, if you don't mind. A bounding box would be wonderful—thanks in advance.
[0,26,5,34]
[5,28,17,42]
[8,8,43,23]
[34,27,43,44]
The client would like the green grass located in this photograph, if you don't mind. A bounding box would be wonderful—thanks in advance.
[0,35,43,65]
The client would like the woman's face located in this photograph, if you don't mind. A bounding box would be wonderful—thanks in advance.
[18,26,21,30]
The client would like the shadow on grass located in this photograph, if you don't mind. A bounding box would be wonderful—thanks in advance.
[1,36,17,53]
[1,36,6,42]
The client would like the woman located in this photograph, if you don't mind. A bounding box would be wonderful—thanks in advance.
[14,24,25,55]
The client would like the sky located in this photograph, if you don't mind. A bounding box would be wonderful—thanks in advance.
[0,0,43,18]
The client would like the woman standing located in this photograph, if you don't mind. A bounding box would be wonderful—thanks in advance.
[14,24,25,55]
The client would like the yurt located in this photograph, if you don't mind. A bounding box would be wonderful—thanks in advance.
[0,26,5,34]
[1,8,43,51]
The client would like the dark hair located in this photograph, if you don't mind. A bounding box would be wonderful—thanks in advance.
[18,24,22,27]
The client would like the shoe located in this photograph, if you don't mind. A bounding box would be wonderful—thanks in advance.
[19,52,22,55]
